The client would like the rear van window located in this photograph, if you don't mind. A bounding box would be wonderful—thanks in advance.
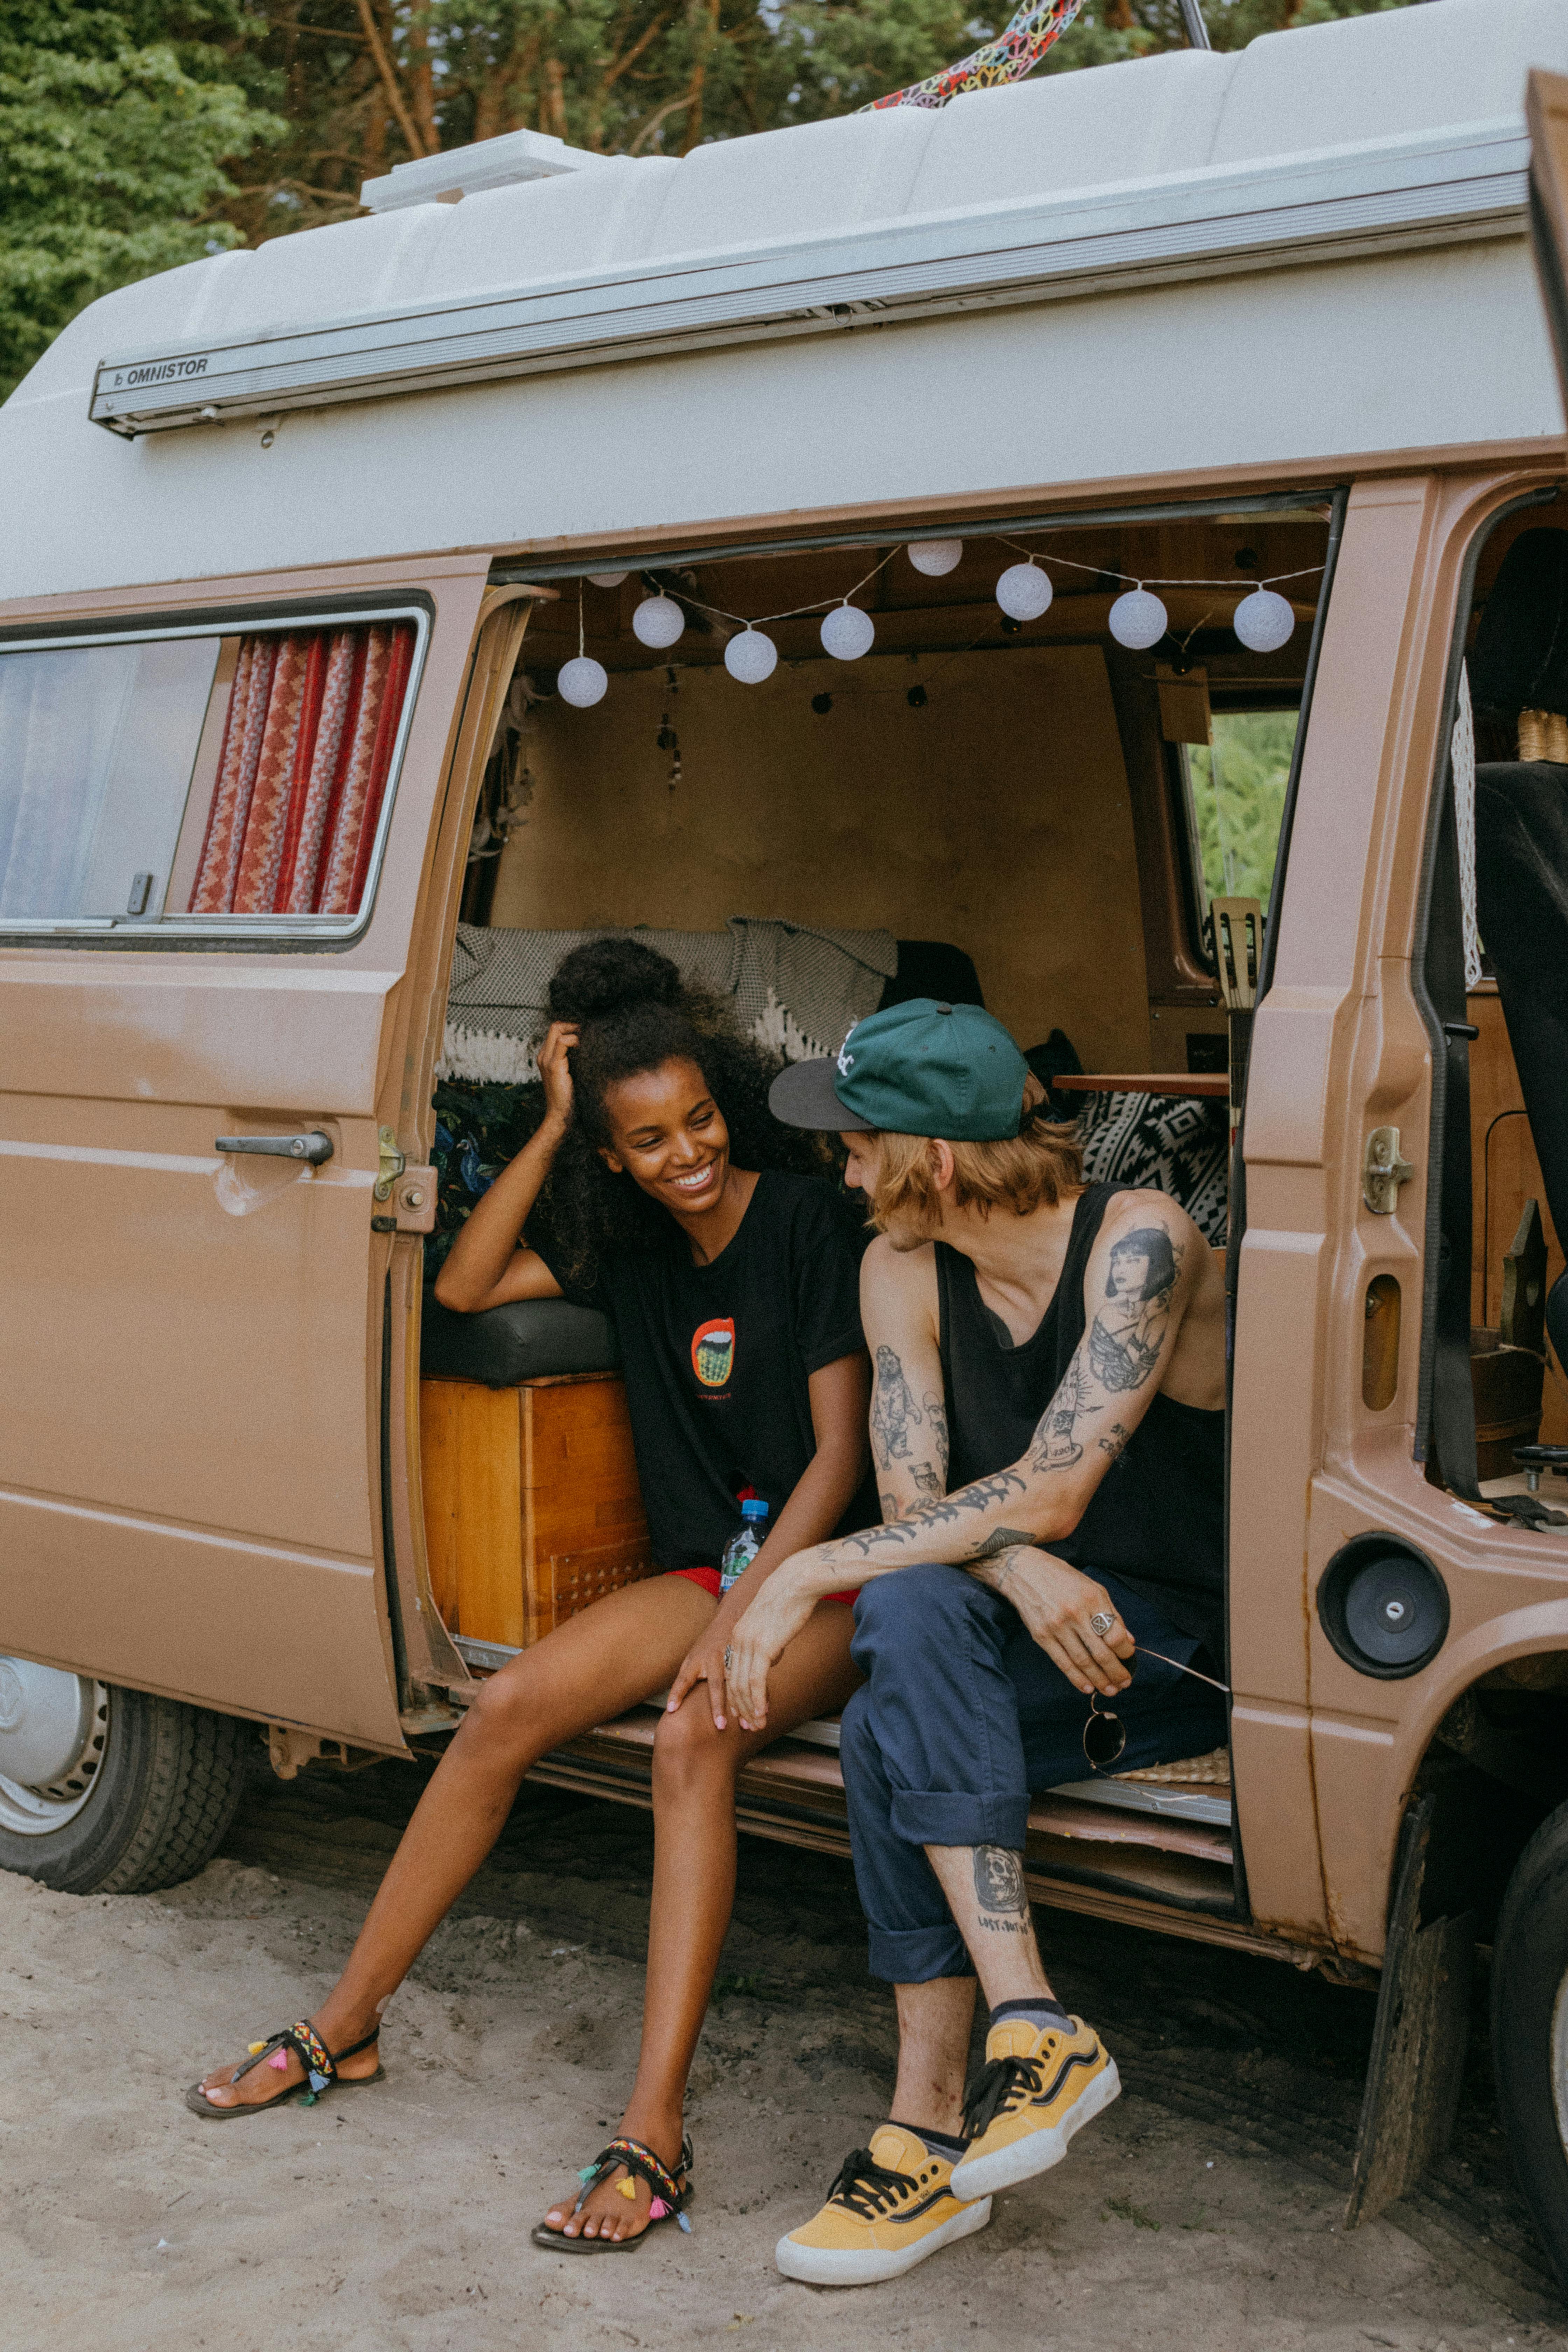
[0,610,424,938]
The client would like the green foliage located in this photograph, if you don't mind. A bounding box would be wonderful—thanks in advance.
[0,2,282,398]
[1,0,1422,398]
[1186,708,1299,911]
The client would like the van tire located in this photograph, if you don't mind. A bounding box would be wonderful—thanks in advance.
[1491,1800,1568,2296]
[0,1684,252,1896]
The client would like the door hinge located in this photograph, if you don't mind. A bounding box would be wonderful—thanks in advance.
[1363,1126,1415,1215]
[374,1126,406,1199]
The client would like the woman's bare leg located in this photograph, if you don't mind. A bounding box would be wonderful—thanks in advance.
[544,1601,861,2239]
[199,1575,714,2106]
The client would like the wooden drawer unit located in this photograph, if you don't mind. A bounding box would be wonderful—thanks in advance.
[420,1372,656,1648]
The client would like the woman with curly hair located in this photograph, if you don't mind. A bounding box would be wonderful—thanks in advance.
[186,940,877,2252]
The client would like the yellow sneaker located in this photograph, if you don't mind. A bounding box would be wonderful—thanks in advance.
[949,2014,1120,2201]
[775,2124,992,2286]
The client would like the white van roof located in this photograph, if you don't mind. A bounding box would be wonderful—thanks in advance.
[4,0,1565,600]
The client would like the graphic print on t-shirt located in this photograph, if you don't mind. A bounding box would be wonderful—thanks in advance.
[692,1317,736,1389]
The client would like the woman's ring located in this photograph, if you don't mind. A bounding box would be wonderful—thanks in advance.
[1089,1611,1117,1638]
[723,1646,735,1672]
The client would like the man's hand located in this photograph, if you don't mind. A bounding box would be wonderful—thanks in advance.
[722,1562,820,1731]
[987,1548,1135,1698]
[666,1620,739,1733]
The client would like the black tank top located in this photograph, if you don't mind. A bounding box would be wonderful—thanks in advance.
[935,1182,1224,1648]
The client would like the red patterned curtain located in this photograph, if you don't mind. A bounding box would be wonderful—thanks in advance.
[188,621,416,916]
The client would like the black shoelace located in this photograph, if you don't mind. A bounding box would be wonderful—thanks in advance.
[962,2051,1050,2142]
[826,2147,922,2221]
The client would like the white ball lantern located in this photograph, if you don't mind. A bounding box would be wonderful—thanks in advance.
[1108,586,1169,650]
[996,561,1053,623]
[724,627,778,684]
[1233,587,1296,654]
[821,603,875,661]
[587,570,629,589]
[632,594,685,649]
[556,656,608,709]
[908,539,963,578]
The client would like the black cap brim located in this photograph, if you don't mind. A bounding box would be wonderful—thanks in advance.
[768,1056,875,1132]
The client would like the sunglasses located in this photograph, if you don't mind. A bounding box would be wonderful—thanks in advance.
[1080,1645,1231,1774]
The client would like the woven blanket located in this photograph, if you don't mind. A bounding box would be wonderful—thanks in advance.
[440,917,897,1083]
[1075,1088,1229,1247]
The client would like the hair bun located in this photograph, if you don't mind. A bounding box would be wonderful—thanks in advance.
[547,936,684,1024]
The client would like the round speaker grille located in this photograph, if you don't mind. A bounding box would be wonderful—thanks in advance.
[1318,1536,1449,1680]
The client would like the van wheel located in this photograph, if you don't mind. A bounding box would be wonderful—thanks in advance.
[1491,1800,1568,2296]
[0,1659,252,1895]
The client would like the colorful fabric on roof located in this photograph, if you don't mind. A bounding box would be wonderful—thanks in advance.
[865,0,1084,110]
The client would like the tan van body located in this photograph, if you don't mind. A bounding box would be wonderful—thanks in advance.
[7,0,1568,2263]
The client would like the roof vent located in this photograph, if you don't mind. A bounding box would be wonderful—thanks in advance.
[360,128,605,212]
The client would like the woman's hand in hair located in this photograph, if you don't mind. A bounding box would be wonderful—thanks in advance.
[538,1021,579,1130]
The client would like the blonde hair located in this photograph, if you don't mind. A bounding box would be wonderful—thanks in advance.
[864,1114,1084,1237]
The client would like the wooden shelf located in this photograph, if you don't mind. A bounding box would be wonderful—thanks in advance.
[1054,1072,1229,1099]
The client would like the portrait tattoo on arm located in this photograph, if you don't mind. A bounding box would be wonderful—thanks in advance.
[1087,1224,1183,1395]
[972,1845,1031,1934]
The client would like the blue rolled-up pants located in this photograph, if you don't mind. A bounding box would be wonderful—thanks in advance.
[842,1563,1226,1983]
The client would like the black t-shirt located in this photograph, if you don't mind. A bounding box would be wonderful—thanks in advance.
[538,1170,878,1573]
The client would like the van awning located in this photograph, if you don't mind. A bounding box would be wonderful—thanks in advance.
[88,120,1527,440]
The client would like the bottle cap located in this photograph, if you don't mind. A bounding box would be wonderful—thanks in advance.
[742,1498,769,1518]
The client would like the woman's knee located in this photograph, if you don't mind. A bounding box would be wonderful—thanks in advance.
[652,1696,735,1794]
[462,1656,546,1756]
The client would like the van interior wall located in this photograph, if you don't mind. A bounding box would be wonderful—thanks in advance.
[489,642,1153,1070]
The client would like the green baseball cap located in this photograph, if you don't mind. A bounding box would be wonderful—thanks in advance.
[769,999,1032,1141]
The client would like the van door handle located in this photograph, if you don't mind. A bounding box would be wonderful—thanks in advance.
[215,1132,334,1165]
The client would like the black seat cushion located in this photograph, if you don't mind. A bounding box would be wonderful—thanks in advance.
[421,1290,620,1386]
[883,940,986,1010]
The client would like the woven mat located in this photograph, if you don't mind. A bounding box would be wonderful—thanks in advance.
[1116,1747,1232,1787]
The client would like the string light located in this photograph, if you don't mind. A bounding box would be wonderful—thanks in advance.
[557,580,608,707]
[908,539,963,577]
[587,570,629,588]
[632,594,685,649]
[1232,587,1296,653]
[995,561,1053,623]
[821,603,875,660]
[1108,584,1169,651]
[724,627,778,683]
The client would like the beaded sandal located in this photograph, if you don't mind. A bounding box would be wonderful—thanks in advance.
[532,2135,693,2253]
[184,2020,385,2119]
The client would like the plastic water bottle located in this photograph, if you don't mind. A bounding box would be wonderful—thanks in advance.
[720,1498,770,1594]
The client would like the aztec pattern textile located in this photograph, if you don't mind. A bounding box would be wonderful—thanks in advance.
[440,917,898,1084]
[1074,1088,1230,1246]
[188,622,415,916]
[866,0,1083,111]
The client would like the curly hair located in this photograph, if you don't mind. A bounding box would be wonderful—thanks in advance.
[530,937,829,1288]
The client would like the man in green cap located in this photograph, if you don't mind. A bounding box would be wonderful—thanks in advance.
[728,998,1227,2284]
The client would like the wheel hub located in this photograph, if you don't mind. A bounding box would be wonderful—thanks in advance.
[0,1660,108,1836]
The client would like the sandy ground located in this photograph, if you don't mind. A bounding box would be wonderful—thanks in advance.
[3,1753,1567,2352]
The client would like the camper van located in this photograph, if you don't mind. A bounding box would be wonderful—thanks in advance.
[6,0,1568,2281]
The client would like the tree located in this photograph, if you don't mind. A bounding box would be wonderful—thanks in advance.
[212,0,1418,248]
[0,2,282,398]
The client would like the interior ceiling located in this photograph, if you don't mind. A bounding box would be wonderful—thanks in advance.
[523,514,1331,676]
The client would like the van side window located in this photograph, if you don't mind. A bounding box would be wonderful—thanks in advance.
[1180,706,1300,925]
[0,609,423,940]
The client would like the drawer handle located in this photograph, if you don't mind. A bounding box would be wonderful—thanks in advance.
[215,1131,334,1165]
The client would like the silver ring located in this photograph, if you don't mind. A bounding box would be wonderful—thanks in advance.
[723,1646,734,1672]
[1089,1611,1117,1638]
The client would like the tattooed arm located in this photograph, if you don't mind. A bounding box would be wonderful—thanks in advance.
[861,1238,950,1522]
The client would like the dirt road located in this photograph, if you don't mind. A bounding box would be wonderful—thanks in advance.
[2,1754,1564,2352]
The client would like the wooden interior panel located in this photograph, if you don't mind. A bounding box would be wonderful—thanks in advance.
[491,643,1154,1072]
[420,1372,655,1648]
[1467,986,1567,1445]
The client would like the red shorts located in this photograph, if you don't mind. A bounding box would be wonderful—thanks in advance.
[667,1567,859,1606]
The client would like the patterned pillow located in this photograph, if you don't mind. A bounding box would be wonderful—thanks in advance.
[427,1079,545,1273]
[1074,1090,1229,1246]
